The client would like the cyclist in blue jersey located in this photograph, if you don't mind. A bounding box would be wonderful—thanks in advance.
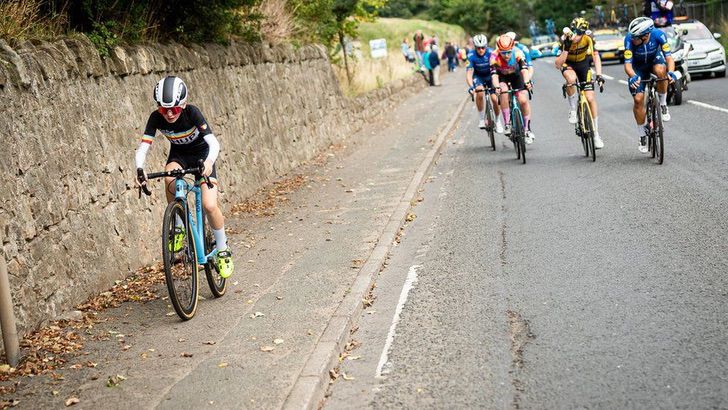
[135,76,234,278]
[623,17,677,153]
[505,32,534,79]
[466,34,504,133]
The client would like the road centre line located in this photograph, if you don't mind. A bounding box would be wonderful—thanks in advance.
[687,100,728,114]
[618,79,628,85]
[375,265,420,378]
[601,74,615,80]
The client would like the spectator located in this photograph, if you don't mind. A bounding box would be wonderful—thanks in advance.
[444,42,457,72]
[428,44,441,86]
[401,38,416,63]
[432,34,439,47]
[413,30,426,67]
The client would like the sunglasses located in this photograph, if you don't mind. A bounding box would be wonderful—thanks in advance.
[475,46,486,50]
[500,50,512,55]
[158,106,183,116]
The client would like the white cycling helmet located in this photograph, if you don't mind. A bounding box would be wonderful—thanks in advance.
[154,76,188,108]
[628,17,654,37]
[505,31,517,40]
[473,34,488,48]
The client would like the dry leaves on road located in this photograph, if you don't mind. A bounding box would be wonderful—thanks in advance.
[260,346,275,353]
[64,397,80,406]
[231,175,307,217]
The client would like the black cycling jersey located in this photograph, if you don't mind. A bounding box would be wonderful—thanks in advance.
[141,104,212,152]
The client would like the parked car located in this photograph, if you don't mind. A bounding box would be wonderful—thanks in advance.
[659,25,692,104]
[530,34,559,59]
[676,20,726,78]
[592,29,625,62]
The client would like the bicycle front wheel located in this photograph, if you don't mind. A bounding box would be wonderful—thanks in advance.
[513,113,526,164]
[162,200,199,321]
[582,109,596,162]
[652,99,664,164]
[486,99,496,151]
[202,212,227,298]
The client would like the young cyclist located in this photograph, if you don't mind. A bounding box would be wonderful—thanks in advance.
[135,76,234,278]
[555,17,605,149]
[490,34,534,144]
[466,34,504,133]
[623,17,677,153]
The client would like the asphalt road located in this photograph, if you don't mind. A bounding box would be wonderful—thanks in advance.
[326,60,728,409]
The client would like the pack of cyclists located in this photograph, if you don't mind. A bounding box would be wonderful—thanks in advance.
[466,15,678,154]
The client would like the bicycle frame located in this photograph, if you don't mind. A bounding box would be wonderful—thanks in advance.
[174,178,217,266]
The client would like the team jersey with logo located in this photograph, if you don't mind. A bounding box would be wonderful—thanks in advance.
[514,42,533,66]
[466,48,495,78]
[489,49,528,76]
[558,34,595,63]
[141,105,212,151]
[623,28,671,67]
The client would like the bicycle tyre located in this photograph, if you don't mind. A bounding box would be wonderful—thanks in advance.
[652,98,664,164]
[648,96,657,159]
[513,113,526,164]
[582,108,596,162]
[486,98,496,151]
[202,212,227,298]
[162,200,198,320]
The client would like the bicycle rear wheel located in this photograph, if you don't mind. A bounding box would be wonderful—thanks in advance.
[162,200,199,320]
[486,98,496,151]
[202,212,227,298]
[513,113,526,164]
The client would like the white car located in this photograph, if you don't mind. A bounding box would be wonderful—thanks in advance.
[677,20,726,78]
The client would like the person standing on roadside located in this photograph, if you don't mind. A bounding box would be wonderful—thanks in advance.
[401,38,416,63]
[445,42,457,72]
[429,44,442,86]
[413,30,426,68]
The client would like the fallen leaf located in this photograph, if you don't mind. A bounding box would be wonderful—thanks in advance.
[121,345,131,351]
[218,362,229,368]
[276,296,283,300]
[69,364,82,369]
[250,312,265,319]
[203,341,216,345]
[342,373,355,381]
[166,312,176,316]
[347,356,362,361]
[260,346,275,352]
[273,339,284,345]
[0,364,13,373]
[178,338,187,343]
[52,391,59,396]
[65,397,80,407]
[180,352,193,358]
[106,374,126,387]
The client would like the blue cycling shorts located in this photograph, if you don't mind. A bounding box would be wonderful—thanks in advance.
[473,75,495,94]
[629,54,667,95]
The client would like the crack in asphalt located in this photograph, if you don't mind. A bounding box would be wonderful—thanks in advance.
[507,310,536,409]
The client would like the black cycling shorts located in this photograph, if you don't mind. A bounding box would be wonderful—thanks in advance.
[497,72,526,92]
[561,58,594,91]
[167,146,218,183]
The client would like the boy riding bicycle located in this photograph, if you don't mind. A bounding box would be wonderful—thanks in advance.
[134,76,234,278]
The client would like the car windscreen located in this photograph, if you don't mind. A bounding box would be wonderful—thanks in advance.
[681,24,713,40]
[594,34,621,41]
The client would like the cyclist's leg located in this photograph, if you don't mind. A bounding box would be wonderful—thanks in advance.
[629,72,649,151]
[562,65,579,123]
[498,80,511,125]
[165,154,188,250]
[199,165,234,277]
[652,59,670,120]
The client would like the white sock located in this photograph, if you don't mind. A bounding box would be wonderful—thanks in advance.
[659,93,667,106]
[175,215,184,229]
[479,110,485,120]
[593,117,599,135]
[637,123,646,139]
[568,93,578,111]
[213,227,228,251]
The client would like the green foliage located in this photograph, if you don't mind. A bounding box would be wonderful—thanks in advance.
[378,0,432,18]
[533,0,592,34]
[429,0,531,35]
[292,0,386,47]
[358,17,468,53]
[86,21,119,58]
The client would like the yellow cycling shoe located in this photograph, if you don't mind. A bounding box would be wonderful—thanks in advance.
[168,227,186,253]
[216,249,234,279]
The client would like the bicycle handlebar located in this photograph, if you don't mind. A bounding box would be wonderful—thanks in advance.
[138,159,213,197]
[562,80,605,98]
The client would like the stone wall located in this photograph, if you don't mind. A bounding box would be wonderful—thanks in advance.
[0,36,426,336]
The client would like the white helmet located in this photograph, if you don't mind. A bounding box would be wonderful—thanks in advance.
[473,34,488,48]
[505,31,517,40]
[154,76,188,108]
[628,17,654,37]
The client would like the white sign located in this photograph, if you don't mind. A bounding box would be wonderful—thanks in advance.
[369,39,388,59]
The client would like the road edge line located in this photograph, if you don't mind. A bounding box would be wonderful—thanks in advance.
[282,96,469,410]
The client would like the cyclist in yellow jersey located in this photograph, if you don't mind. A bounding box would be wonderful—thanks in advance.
[555,17,606,149]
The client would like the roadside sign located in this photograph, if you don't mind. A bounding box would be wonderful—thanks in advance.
[370,39,388,59]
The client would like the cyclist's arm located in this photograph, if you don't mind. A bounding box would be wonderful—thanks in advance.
[203,134,220,164]
[466,67,474,88]
[593,51,603,76]
[623,36,636,78]
[188,106,220,165]
[665,54,675,72]
[517,52,530,83]
[656,31,676,72]
[554,48,569,67]
[135,113,158,169]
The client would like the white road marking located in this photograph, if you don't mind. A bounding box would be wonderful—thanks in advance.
[618,80,628,85]
[375,264,419,378]
[687,100,728,114]
[601,74,615,80]
[541,58,554,64]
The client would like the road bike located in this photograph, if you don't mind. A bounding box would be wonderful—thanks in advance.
[139,160,227,320]
[562,79,604,162]
[642,75,668,164]
[500,84,531,164]
[470,87,497,150]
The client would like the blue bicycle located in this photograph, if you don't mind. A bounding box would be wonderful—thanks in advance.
[501,84,531,164]
[139,160,226,320]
